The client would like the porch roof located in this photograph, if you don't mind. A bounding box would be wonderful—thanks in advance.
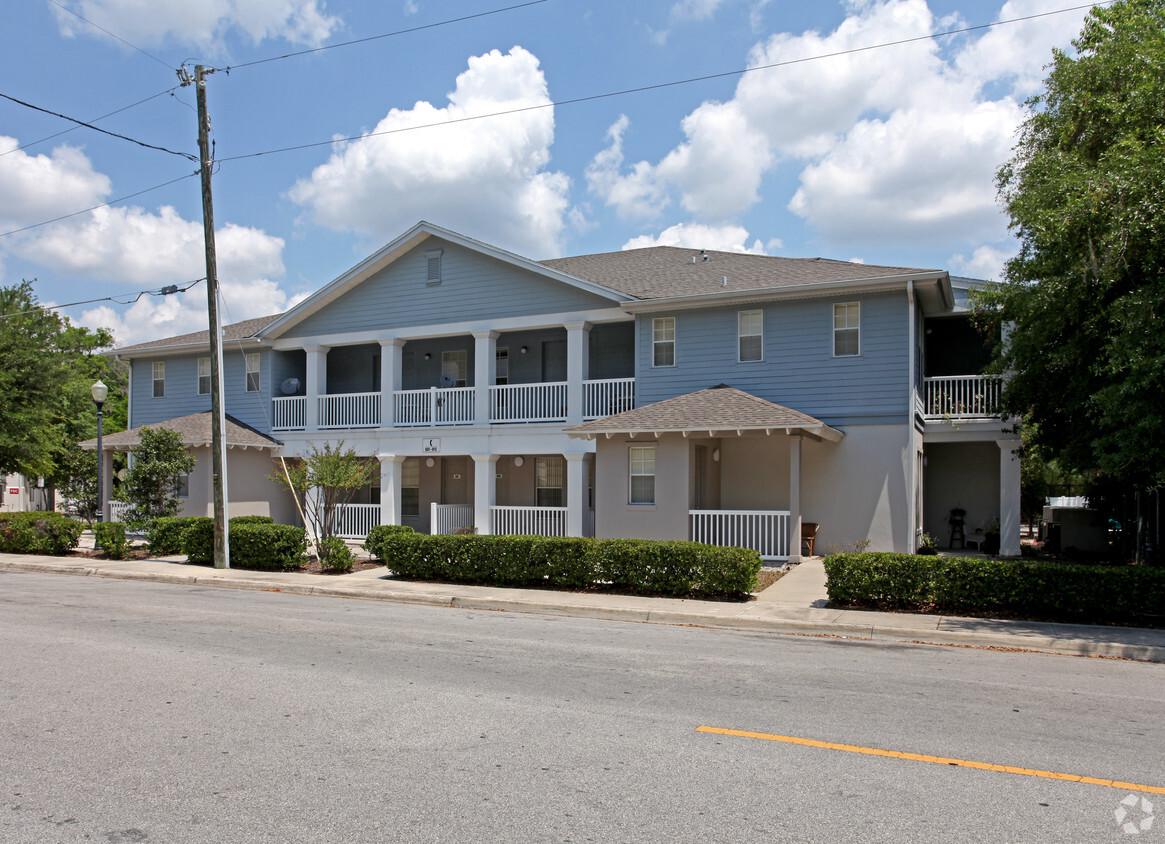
[79,412,283,453]
[565,385,844,442]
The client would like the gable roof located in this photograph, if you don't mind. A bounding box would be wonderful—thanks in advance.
[112,314,280,356]
[79,413,282,452]
[565,385,844,442]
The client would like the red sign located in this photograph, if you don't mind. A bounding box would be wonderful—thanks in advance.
[7,488,19,495]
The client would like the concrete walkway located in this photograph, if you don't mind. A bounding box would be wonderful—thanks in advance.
[2,551,1162,662]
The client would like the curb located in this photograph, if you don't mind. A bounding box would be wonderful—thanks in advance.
[3,558,1162,662]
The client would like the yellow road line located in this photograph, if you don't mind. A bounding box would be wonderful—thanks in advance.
[696,726,1165,796]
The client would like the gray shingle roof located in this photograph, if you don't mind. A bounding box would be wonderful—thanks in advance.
[565,385,844,441]
[113,314,282,354]
[80,413,282,451]
[541,247,936,300]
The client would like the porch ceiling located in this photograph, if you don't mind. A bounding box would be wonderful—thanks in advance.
[564,384,844,443]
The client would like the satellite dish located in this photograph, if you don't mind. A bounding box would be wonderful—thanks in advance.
[439,373,456,388]
[280,377,301,395]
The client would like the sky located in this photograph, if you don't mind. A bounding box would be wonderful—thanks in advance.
[0,0,1093,348]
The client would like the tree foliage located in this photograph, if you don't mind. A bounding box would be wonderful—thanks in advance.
[271,441,377,548]
[0,280,124,481]
[122,426,197,528]
[976,0,1165,491]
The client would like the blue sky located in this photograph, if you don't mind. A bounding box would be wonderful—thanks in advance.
[1,0,1091,346]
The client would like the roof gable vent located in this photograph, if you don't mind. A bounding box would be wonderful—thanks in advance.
[425,249,443,286]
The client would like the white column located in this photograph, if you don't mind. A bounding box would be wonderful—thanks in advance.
[998,441,1022,557]
[378,454,405,527]
[565,321,591,425]
[788,433,802,564]
[565,453,588,537]
[379,339,404,428]
[473,331,499,425]
[303,345,329,431]
[472,454,498,535]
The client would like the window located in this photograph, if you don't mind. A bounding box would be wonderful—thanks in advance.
[834,302,860,356]
[738,310,763,362]
[401,458,419,517]
[152,361,165,398]
[495,347,509,385]
[245,352,261,392]
[176,473,189,499]
[629,446,655,504]
[197,358,211,395]
[441,350,467,387]
[425,249,443,285]
[652,317,675,367]
[535,457,563,507]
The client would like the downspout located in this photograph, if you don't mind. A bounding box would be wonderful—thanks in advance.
[906,280,917,552]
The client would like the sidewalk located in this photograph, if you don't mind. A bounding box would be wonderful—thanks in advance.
[2,550,1162,662]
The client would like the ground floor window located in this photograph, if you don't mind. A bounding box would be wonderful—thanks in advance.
[536,456,563,507]
[629,446,655,504]
[402,457,420,516]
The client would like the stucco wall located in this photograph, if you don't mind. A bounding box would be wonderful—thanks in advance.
[594,435,690,541]
[922,441,1000,548]
[180,447,297,524]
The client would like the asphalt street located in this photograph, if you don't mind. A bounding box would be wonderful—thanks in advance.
[2,573,1161,843]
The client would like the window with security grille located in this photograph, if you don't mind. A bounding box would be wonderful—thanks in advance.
[535,457,563,507]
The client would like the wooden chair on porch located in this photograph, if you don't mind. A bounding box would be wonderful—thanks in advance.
[801,522,820,557]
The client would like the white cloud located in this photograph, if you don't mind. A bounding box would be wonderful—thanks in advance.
[670,0,728,21]
[622,222,769,254]
[0,137,111,227]
[51,0,340,49]
[403,0,419,14]
[950,244,1013,281]
[289,46,572,257]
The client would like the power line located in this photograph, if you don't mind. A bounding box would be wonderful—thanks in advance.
[0,278,205,320]
[218,1,1113,165]
[0,87,181,158]
[0,171,199,239]
[45,0,174,70]
[215,0,550,73]
[0,92,197,161]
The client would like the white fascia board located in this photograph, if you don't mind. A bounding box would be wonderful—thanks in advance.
[262,221,633,341]
[275,424,596,458]
[269,307,632,350]
[566,423,845,443]
[619,271,949,313]
[107,337,264,360]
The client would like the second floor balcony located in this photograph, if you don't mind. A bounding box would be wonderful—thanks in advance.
[921,374,1002,421]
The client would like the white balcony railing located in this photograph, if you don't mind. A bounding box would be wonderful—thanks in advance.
[109,500,132,523]
[489,382,568,423]
[491,505,568,537]
[319,391,381,429]
[431,503,474,535]
[394,387,475,426]
[689,509,790,561]
[330,503,380,540]
[272,396,306,430]
[583,377,635,420]
[924,375,1001,420]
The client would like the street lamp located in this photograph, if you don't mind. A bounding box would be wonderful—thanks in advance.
[90,380,108,533]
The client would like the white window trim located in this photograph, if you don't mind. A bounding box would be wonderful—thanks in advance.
[833,302,861,357]
[441,349,468,387]
[245,352,261,393]
[495,346,509,386]
[152,361,165,398]
[738,309,764,363]
[628,445,656,505]
[652,317,676,368]
[197,358,211,395]
[535,456,564,507]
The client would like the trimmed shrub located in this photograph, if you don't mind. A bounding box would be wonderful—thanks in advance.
[93,521,129,559]
[318,535,354,573]
[183,517,306,571]
[824,552,1165,622]
[231,515,274,525]
[0,511,83,556]
[365,533,761,599]
[363,524,416,561]
[146,516,204,555]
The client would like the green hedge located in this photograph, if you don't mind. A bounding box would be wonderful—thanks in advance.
[146,516,205,555]
[824,552,1165,622]
[183,518,307,571]
[93,521,129,559]
[364,532,760,599]
[0,511,83,556]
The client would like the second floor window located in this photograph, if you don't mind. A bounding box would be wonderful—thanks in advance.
[442,350,467,387]
[834,302,860,357]
[496,347,509,385]
[152,361,165,398]
[652,317,675,367]
[245,352,261,392]
[738,310,763,362]
[198,358,211,395]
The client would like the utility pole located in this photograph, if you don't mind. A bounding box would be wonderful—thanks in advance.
[190,64,231,569]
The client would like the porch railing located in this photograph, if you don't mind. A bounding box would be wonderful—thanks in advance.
[924,375,1001,420]
[395,387,475,426]
[583,377,635,420]
[431,502,474,535]
[109,500,132,523]
[489,382,568,423]
[273,396,306,430]
[319,391,381,429]
[330,503,380,540]
[689,509,790,561]
[491,505,567,537]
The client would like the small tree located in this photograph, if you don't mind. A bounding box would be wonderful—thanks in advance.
[272,442,377,549]
[56,448,100,525]
[122,426,196,529]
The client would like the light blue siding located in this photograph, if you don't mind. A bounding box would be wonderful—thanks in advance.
[635,292,909,426]
[130,348,274,433]
[282,239,618,339]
